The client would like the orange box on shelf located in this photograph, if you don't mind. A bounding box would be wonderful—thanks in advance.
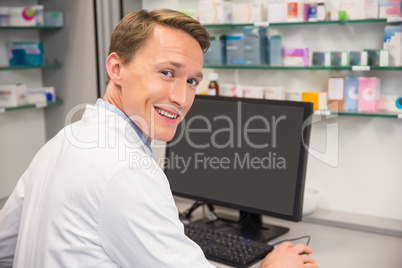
[302,92,327,111]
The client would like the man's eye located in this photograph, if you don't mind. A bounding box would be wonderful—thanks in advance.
[161,70,173,77]
[187,79,197,86]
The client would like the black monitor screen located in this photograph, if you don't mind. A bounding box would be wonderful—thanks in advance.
[165,95,313,240]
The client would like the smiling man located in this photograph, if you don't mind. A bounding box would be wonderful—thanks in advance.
[0,9,316,268]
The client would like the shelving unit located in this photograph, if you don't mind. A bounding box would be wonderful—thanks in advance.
[0,26,62,31]
[0,63,62,71]
[203,18,389,28]
[0,98,63,113]
[203,18,402,119]
[0,26,63,113]
[203,65,402,71]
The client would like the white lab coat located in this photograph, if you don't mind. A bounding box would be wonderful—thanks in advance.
[0,103,215,268]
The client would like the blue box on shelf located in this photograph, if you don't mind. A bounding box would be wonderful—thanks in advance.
[7,42,44,66]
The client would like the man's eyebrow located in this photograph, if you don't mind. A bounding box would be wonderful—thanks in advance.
[160,61,203,80]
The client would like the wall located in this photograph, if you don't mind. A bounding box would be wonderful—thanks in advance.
[141,0,402,221]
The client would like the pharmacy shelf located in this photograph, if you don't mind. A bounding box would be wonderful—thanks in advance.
[203,65,402,71]
[0,26,62,31]
[314,110,402,119]
[0,98,63,113]
[0,63,62,71]
[203,19,388,28]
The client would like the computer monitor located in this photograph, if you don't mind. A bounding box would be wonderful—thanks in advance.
[164,95,313,242]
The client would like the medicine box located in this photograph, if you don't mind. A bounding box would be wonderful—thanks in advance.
[269,35,282,66]
[226,34,245,65]
[327,78,344,111]
[286,91,302,101]
[378,0,401,18]
[268,1,286,22]
[283,48,309,66]
[220,83,243,98]
[26,86,55,104]
[302,92,327,110]
[0,83,27,107]
[9,7,36,26]
[349,51,362,65]
[198,0,232,24]
[343,77,359,111]
[232,2,263,24]
[330,52,349,66]
[204,35,226,65]
[44,11,64,27]
[7,42,43,66]
[244,26,268,65]
[263,86,286,100]
[358,77,381,112]
[243,85,264,99]
[380,94,402,112]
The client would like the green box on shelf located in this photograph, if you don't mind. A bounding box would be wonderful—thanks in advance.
[7,42,43,66]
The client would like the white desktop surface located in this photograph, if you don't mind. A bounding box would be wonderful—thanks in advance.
[175,197,402,268]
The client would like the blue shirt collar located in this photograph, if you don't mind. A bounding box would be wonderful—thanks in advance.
[95,98,152,153]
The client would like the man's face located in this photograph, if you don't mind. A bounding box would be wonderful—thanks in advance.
[119,25,204,143]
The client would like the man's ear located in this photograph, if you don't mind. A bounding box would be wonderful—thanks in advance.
[106,52,123,86]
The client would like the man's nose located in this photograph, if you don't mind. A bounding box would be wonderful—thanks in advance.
[169,79,189,107]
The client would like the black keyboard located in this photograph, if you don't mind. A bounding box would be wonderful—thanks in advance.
[184,223,273,268]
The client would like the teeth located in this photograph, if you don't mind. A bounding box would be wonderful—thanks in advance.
[155,107,178,119]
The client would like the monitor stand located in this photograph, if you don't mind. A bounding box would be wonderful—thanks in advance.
[192,210,289,243]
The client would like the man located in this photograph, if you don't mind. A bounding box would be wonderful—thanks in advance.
[0,9,317,268]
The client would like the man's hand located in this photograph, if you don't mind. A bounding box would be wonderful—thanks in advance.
[260,241,318,268]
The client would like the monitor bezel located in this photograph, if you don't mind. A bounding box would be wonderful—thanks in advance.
[165,95,313,222]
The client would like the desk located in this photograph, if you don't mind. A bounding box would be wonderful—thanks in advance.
[175,197,402,268]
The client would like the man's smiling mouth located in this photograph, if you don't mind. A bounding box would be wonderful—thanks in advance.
[154,106,179,119]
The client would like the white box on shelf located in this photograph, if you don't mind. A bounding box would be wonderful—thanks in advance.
[0,83,27,107]
[263,86,286,100]
[380,94,402,112]
[197,0,232,24]
[242,85,264,99]
[267,0,286,22]
[232,3,263,24]
[220,83,243,98]
[26,86,55,104]
[9,7,36,27]
[286,90,302,101]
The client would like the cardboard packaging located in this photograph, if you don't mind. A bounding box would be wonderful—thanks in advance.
[0,83,27,107]
[302,92,327,110]
[242,85,264,99]
[226,34,245,65]
[204,35,226,65]
[263,86,286,100]
[269,35,282,66]
[44,11,64,27]
[268,0,287,22]
[378,0,401,18]
[358,77,381,112]
[244,27,268,65]
[312,52,331,66]
[343,77,359,111]
[286,91,302,101]
[327,78,344,111]
[232,2,263,24]
[197,0,232,24]
[26,86,55,104]
[330,52,349,67]
[220,83,243,98]
[7,42,43,66]
[283,48,310,66]
[380,94,402,112]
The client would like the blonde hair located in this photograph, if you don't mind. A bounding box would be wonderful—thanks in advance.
[106,9,210,84]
